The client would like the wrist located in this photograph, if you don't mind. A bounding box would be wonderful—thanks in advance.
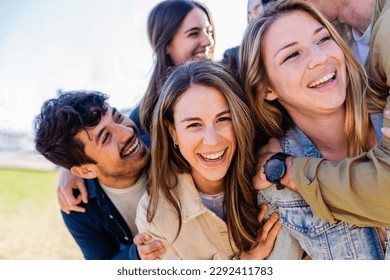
[280,156,297,192]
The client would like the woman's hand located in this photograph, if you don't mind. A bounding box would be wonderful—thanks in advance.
[134,233,166,260]
[57,168,88,214]
[381,109,390,137]
[253,138,283,190]
[240,204,282,260]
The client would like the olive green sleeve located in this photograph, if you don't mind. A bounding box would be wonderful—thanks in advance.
[292,97,390,227]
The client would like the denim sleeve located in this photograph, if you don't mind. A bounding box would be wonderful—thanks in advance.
[129,103,151,149]
[61,210,139,260]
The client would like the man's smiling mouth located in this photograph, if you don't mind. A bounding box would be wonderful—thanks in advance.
[121,137,140,158]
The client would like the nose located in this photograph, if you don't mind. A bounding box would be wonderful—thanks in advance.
[308,46,327,69]
[202,125,219,146]
[112,123,135,144]
[200,29,214,48]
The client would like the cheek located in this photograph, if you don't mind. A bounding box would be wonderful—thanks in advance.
[224,126,237,150]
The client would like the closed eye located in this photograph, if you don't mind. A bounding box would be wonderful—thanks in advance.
[188,31,199,37]
[318,35,331,44]
[102,132,110,145]
[283,51,300,63]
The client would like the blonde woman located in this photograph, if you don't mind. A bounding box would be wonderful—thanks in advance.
[240,0,386,259]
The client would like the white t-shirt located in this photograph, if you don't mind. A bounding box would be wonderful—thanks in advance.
[100,174,147,236]
[350,24,371,65]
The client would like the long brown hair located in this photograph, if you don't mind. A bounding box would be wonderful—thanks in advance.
[140,0,215,136]
[148,61,260,252]
[239,0,385,156]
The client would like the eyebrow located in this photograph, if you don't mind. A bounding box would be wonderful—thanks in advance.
[180,109,231,122]
[94,107,116,145]
[274,26,325,57]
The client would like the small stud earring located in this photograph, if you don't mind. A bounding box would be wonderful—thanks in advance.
[174,142,178,149]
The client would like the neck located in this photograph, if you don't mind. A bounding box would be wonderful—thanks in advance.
[98,172,143,189]
[343,0,372,34]
[191,174,224,195]
[292,109,348,161]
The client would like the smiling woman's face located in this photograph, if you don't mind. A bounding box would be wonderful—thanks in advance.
[262,10,347,119]
[166,7,214,66]
[168,84,236,194]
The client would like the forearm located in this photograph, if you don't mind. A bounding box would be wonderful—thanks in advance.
[289,97,390,227]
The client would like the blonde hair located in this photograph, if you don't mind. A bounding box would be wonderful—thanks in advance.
[239,0,385,156]
[148,61,260,252]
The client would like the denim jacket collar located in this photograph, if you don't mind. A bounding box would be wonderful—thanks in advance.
[281,112,383,157]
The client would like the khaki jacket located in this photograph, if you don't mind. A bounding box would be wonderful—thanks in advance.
[292,96,390,227]
[136,173,238,260]
[365,0,390,94]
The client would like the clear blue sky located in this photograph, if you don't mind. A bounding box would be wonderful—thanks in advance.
[0,0,246,133]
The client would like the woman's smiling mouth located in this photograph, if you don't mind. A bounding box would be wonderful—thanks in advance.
[308,71,336,88]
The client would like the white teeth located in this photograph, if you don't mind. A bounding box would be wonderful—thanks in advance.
[194,53,207,59]
[123,138,139,157]
[200,150,225,160]
[308,72,335,88]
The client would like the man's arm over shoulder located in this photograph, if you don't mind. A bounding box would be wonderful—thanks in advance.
[291,97,390,227]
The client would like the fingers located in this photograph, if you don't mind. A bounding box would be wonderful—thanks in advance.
[257,204,282,246]
[78,182,88,204]
[133,233,152,245]
[257,203,268,223]
[382,110,390,138]
[138,242,166,260]
[259,212,281,243]
[57,187,85,213]
[57,169,87,213]
[382,127,390,138]
[385,109,390,120]
[134,233,166,260]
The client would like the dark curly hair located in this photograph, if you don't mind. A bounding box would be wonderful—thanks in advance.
[34,91,109,169]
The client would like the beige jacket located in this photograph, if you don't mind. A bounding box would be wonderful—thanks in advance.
[135,173,238,260]
[292,96,390,227]
[365,0,390,94]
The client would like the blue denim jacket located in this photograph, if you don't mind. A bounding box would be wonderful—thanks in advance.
[258,113,385,259]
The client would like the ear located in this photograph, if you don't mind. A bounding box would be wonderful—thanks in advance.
[264,87,278,101]
[168,123,178,144]
[70,164,97,180]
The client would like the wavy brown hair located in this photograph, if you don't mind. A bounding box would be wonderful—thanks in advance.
[140,0,215,136]
[148,61,260,252]
[239,0,385,156]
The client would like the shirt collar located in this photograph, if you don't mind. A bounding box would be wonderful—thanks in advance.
[177,173,208,222]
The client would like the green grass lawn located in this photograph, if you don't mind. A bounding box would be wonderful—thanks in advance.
[0,168,58,215]
[0,168,83,259]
